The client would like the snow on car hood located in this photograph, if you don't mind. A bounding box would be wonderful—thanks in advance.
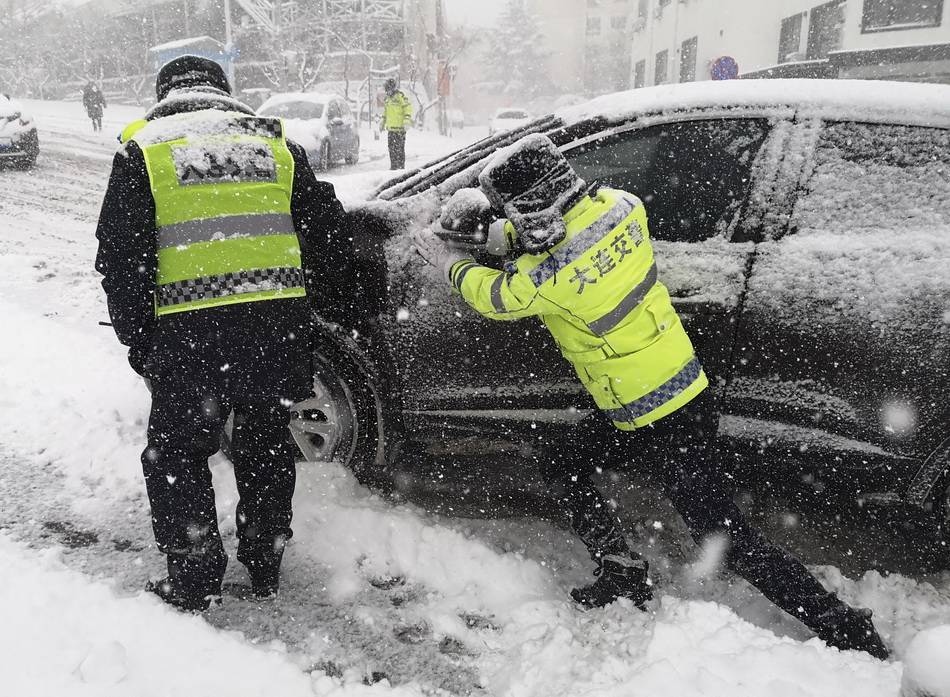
[557,78,950,129]
[0,95,23,118]
[281,117,327,153]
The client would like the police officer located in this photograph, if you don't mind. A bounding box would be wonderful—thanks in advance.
[416,134,889,659]
[95,56,350,611]
[380,78,413,170]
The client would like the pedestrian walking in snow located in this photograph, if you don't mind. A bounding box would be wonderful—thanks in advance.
[95,55,351,611]
[82,81,106,132]
[380,78,412,169]
[414,133,889,659]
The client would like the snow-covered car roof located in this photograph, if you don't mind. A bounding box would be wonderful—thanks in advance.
[558,78,950,130]
[375,79,950,201]
[259,92,339,109]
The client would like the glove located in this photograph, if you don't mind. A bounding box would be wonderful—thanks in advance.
[411,229,472,282]
[435,188,495,248]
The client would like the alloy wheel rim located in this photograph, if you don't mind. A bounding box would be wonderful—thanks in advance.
[288,370,355,463]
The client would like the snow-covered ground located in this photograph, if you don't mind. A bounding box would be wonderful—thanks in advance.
[1,99,950,696]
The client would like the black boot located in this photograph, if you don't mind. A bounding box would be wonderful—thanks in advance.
[237,537,286,599]
[146,576,221,612]
[809,596,889,659]
[148,547,227,612]
[571,554,653,609]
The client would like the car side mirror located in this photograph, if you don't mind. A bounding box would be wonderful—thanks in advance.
[330,117,344,126]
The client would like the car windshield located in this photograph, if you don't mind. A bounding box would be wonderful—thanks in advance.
[259,101,324,120]
[497,110,528,119]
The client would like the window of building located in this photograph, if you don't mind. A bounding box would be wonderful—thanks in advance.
[611,15,627,31]
[634,59,646,87]
[566,119,771,242]
[806,0,845,59]
[862,0,943,32]
[587,16,602,34]
[679,36,698,82]
[778,12,805,62]
[655,49,669,84]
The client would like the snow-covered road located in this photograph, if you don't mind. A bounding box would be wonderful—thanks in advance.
[1,99,949,697]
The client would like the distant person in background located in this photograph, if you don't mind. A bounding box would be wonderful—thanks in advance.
[82,81,107,132]
[380,78,413,170]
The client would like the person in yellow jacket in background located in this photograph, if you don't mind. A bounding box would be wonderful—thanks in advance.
[414,134,889,660]
[380,78,413,169]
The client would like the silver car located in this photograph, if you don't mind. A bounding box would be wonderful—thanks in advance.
[258,92,359,171]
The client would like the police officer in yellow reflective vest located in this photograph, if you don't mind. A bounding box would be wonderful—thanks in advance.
[380,78,413,170]
[96,56,351,611]
[416,134,888,659]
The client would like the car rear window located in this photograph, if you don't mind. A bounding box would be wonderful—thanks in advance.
[259,101,324,120]
[566,118,770,243]
[791,121,950,236]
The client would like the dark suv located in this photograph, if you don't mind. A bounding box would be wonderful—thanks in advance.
[284,79,950,534]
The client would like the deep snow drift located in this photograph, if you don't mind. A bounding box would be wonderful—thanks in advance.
[1,98,950,696]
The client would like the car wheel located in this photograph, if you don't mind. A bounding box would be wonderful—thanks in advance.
[221,337,392,490]
[318,141,331,171]
[345,146,359,165]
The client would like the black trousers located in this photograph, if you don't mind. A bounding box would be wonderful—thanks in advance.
[143,379,296,595]
[539,391,839,630]
[388,130,406,169]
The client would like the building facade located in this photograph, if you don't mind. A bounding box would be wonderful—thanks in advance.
[629,0,950,87]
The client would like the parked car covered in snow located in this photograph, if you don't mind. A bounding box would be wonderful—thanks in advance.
[0,94,39,169]
[257,92,359,170]
[488,107,531,136]
[280,79,950,541]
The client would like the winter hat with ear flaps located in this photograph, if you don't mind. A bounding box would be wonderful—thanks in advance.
[156,55,231,102]
[478,133,587,254]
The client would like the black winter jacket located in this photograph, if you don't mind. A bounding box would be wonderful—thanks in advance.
[95,97,352,400]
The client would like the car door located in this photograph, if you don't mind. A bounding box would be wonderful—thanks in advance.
[565,116,780,389]
[729,118,950,479]
[379,114,785,439]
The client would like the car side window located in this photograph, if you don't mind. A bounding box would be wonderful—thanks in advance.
[565,118,770,242]
[791,121,950,236]
[327,101,341,120]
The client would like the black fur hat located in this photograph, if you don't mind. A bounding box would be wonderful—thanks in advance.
[156,55,230,102]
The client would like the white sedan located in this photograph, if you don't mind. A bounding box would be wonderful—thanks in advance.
[0,94,39,169]
[488,107,532,136]
[258,92,360,171]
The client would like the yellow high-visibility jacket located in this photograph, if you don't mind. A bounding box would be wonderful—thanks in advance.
[127,110,305,316]
[448,187,708,429]
[382,91,413,131]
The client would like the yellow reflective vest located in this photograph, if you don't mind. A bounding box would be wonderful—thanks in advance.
[448,188,708,429]
[125,110,306,316]
[382,91,413,131]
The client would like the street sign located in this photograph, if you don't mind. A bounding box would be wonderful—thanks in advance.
[711,56,740,80]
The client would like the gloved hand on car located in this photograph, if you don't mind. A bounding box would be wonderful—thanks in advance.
[411,228,471,280]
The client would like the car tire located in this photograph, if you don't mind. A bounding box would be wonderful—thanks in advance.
[220,330,393,490]
[345,146,358,165]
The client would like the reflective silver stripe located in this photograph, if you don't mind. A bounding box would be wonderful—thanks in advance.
[452,261,477,291]
[604,357,703,424]
[587,262,658,336]
[490,274,507,313]
[528,198,636,287]
[157,266,304,309]
[157,213,295,249]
